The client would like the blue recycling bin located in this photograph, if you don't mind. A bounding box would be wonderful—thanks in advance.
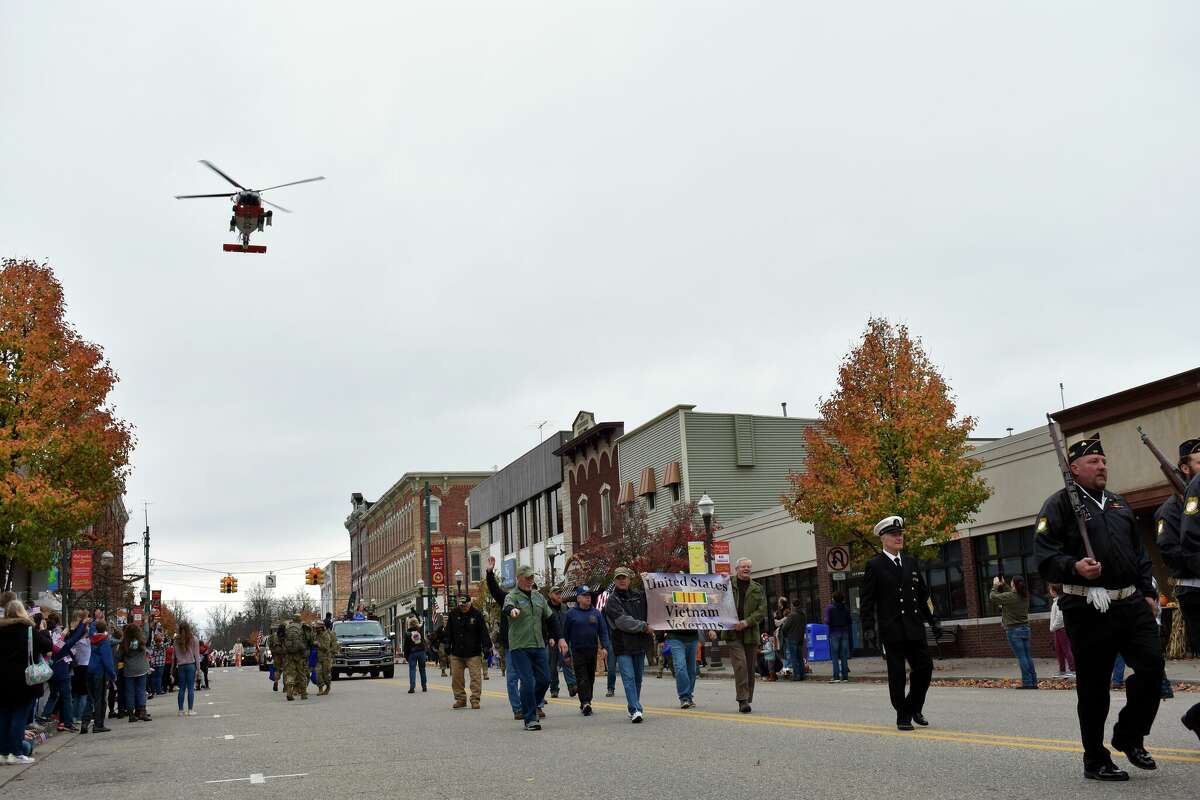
[806,623,830,662]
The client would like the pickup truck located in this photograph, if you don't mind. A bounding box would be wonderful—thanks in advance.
[332,618,395,679]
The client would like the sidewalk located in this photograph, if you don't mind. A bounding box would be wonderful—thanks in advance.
[803,655,1200,689]
[0,725,77,791]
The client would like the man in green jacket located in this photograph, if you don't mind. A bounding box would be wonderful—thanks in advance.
[503,565,558,731]
[723,557,766,713]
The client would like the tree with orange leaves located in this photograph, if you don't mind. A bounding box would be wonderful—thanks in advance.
[0,258,134,580]
[783,318,990,565]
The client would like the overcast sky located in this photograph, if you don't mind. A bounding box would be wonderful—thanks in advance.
[2,3,1194,625]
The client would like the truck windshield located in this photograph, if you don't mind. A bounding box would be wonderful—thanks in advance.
[334,621,385,637]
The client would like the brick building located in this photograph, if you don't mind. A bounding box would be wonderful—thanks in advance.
[554,411,623,549]
[320,559,352,617]
[347,472,489,638]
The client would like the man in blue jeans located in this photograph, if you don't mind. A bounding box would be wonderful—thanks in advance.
[665,628,700,708]
[503,564,557,731]
[603,567,652,723]
[486,557,523,718]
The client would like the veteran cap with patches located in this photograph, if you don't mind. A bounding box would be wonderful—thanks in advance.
[1068,433,1104,463]
[613,566,635,579]
[1179,439,1200,461]
[516,564,535,578]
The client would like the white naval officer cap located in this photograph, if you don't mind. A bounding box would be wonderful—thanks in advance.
[873,515,904,537]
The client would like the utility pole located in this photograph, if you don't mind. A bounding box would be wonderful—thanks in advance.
[142,502,152,638]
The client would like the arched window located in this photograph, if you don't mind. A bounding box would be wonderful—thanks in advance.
[578,496,589,544]
[600,485,612,536]
[429,496,441,533]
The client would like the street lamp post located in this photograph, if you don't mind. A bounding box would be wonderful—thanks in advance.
[697,494,722,669]
[547,544,566,587]
[100,550,114,615]
[457,522,469,592]
[416,579,428,635]
[454,570,463,597]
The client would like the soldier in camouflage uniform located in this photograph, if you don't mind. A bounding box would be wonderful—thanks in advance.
[268,623,286,693]
[282,615,315,700]
[314,618,338,695]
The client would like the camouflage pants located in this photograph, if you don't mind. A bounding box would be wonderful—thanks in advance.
[283,654,309,695]
[317,656,332,686]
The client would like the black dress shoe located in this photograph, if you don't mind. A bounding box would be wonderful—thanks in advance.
[912,713,929,727]
[1183,710,1200,742]
[1113,744,1157,771]
[1084,762,1129,781]
[897,720,915,731]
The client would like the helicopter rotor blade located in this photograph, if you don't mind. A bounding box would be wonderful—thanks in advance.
[256,176,325,192]
[262,199,293,213]
[175,193,235,199]
[199,160,246,189]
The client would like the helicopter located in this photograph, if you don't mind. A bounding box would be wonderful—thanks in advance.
[175,160,325,252]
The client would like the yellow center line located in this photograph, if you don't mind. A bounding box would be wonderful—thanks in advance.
[415,682,1200,763]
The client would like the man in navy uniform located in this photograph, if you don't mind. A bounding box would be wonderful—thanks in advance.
[1170,438,1200,742]
[859,515,939,731]
[1035,433,1163,781]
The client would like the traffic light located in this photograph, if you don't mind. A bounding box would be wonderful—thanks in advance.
[219,575,238,593]
[219,576,228,593]
[230,576,238,593]
[305,566,325,585]
[305,567,314,585]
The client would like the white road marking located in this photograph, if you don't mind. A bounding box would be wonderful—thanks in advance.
[204,773,307,785]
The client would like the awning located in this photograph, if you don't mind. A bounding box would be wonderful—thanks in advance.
[638,467,657,496]
[663,461,682,487]
[618,481,637,505]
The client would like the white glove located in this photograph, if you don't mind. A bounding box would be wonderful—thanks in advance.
[1085,586,1111,613]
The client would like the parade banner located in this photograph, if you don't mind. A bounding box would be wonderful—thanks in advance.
[70,550,94,590]
[430,544,446,588]
[644,572,739,631]
[687,541,706,575]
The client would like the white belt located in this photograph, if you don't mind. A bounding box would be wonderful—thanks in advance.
[1177,578,1200,589]
[1062,584,1137,600]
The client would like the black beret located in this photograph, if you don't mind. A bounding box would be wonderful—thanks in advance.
[1068,434,1104,463]
[1180,439,1200,461]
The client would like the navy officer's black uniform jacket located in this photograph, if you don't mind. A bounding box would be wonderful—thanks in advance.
[859,552,937,643]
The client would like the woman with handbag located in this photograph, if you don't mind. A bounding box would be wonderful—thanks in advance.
[1,599,52,764]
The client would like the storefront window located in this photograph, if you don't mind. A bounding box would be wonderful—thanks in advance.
[973,527,1048,614]
[922,540,967,620]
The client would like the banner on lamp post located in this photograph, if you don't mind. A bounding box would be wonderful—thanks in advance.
[70,550,94,590]
[643,572,738,631]
[430,544,446,588]
[687,541,706,575]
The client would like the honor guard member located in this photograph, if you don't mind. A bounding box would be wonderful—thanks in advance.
[1170,439,1200,741]
[1034,434,1164,781]
[858,515,940,731]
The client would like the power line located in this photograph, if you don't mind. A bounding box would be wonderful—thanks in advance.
[151,550,349,576]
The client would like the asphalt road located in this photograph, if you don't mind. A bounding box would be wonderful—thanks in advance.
[6,663,1198,799]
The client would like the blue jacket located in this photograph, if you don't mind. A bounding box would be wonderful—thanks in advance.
[561,606,611,653]
[87,634,117,680]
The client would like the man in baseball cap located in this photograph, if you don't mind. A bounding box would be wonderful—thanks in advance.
[502,564,557,730]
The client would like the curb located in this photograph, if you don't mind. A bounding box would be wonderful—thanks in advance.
[0,726,79,790]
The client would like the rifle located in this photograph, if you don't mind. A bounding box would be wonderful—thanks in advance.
[1137,426,1188,498]
[1045,415,1096,560]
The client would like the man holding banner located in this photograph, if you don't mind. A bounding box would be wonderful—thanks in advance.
[603,567,653,723]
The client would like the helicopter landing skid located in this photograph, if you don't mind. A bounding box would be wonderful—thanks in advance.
[222,243,267,253]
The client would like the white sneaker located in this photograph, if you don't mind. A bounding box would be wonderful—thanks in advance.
[14,755,34,765]
[178,710,185,716]
[186,710,197,716]
[1064,671,1076,678]
[630,711,644,723]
